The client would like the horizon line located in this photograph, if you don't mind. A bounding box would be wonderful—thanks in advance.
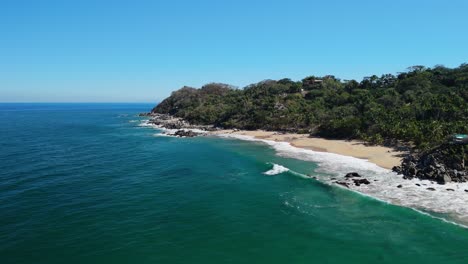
[0,101,157,104]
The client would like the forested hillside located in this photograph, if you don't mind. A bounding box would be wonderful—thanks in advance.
[153,64,468,150]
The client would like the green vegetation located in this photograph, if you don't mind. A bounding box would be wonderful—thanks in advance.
[153,64,468,152]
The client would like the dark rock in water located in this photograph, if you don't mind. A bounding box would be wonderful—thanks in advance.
[174,130,199,137]
[446,188,455,191]
[345,172,361,178]
[397,185,403,188]
[352,178,370,186]
[465,190,468,193]
[427,187,436,191]
[335,181,350,188]
[415,183,421,186]
[331,178,336,180]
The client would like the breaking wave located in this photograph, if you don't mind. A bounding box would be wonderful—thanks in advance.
[263,163,289,175]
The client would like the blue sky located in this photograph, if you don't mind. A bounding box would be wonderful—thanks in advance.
[1,0,467,102]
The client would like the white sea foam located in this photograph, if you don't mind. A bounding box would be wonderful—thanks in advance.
[153,133,174,137]
[218,133,468,226]
[264,164,290,175]
[138,120,156,127]
[139,120,208,137]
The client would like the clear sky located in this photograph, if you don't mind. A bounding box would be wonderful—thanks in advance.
[1,0,467,102]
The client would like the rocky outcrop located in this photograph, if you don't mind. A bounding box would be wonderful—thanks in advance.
[345,172,361,178]
[333,172,372,188]
[145,113,215,134]
[352,178,370,186]
[173,130,199,137]
[393,144,467,184]
[146,114,187,129]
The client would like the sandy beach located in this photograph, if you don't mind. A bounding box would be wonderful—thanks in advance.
[211,130,406,169]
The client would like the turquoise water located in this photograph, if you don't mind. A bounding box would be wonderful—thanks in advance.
[1,103,468,264]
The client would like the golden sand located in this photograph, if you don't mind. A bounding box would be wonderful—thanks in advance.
[211,130,406,169]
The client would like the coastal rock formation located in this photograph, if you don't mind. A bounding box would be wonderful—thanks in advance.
[146,113,188,129]
[345,172,361,178]
[352,178,370,186]
[143,113,215,136]
[393,144,467,184]
[173,130,199,137]
[335,172,371,187]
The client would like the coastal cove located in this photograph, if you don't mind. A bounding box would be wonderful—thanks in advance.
[2,103,468,264]
[142,118,468,226]
[3,1,468,263]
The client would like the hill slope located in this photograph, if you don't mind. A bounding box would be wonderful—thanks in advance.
[153,64,468,151]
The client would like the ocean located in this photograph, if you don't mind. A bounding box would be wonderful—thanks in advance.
[1,103,468,264]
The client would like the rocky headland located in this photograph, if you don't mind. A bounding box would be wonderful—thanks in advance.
[139,113,215,137]
[393,143,467,184]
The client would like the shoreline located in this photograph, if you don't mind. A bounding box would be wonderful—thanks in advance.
[140,120,468,226]
[210,129,406,170]
[208,129,468,226]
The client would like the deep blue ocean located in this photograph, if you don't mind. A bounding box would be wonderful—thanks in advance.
[1,103,468,264]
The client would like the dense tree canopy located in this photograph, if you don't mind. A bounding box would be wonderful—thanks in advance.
[153,65,468,151]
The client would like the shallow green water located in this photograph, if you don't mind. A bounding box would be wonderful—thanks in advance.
[1,103,467,264]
